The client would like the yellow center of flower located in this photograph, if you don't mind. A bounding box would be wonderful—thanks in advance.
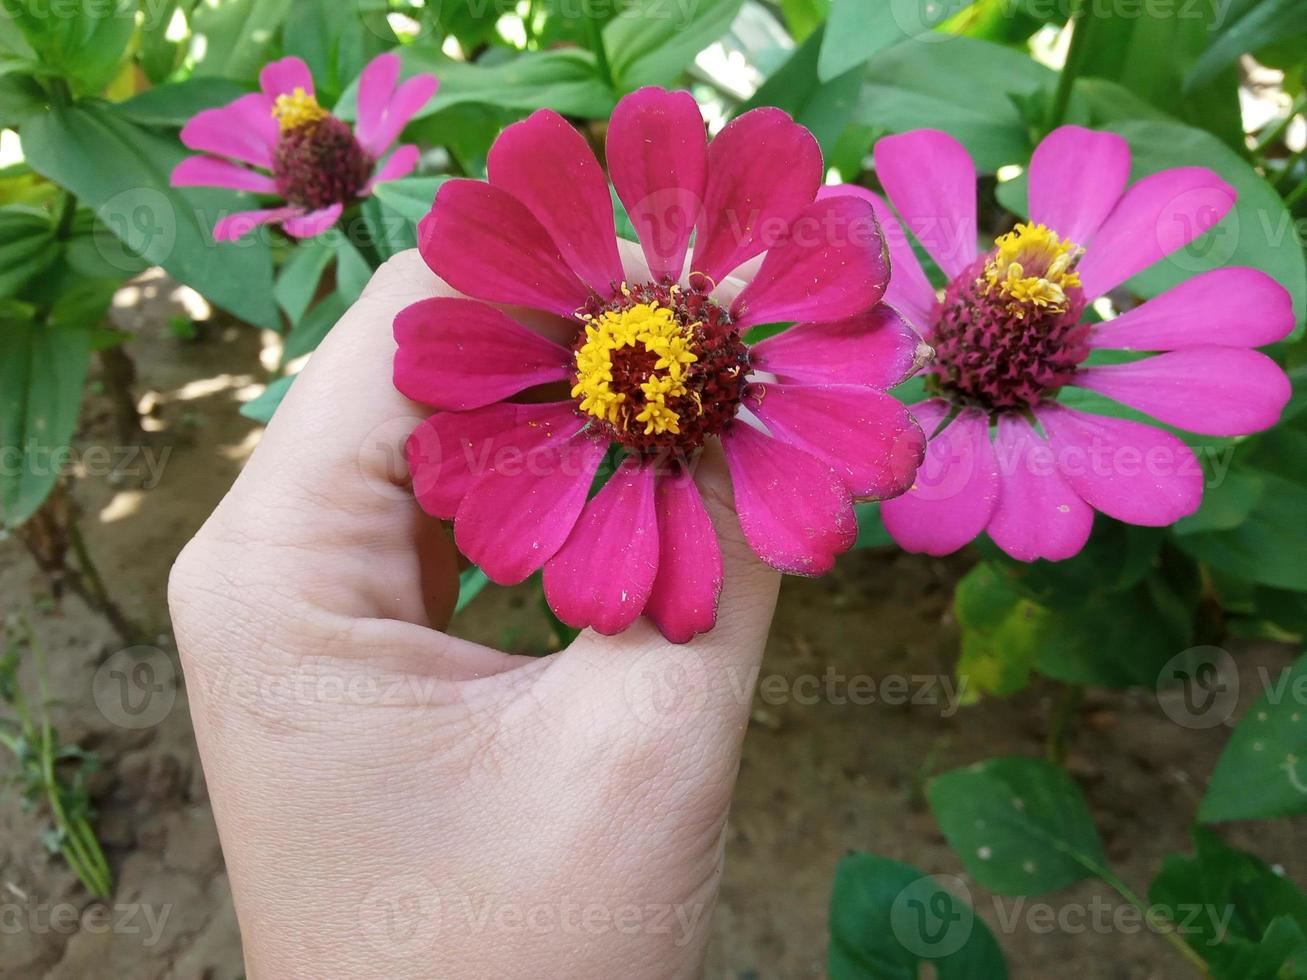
[571,301,699,436]
[272,87,329,132]
[981,222,1084,317]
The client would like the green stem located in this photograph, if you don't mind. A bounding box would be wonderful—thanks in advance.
[1046,683,1084,765]
[588,14,615,91]
[1093,864,1210,975]
[1273,144,1306,193]
[55,190,78,240]
[1048,0,1093,132]
[1254,93,1306,155]
[1285,172,1307,211]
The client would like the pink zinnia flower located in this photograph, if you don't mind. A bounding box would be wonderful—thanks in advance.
[828,126,1293,561]
[171,54,438,242]
[394,87,930,642]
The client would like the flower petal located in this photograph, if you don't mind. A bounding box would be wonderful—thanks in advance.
[730,193,889,330]
[747,306,933,390]
[880,402,999,556]
[418,179,591,316]
[1036,403,1203,526]
[259,56,314,100]
[1073,347,1290,436]
[607,86,707,283]
[721,421,855,575]
[817,185,938,331]
[281,203,343,238]
[645,469,722,643]
[543,458,659,635]
[487,109,624,293]
[212,207,298,242]
[1077,167,1236,301]
[394,297,572,410]
[180,93,278,169]
[362,73,440,158]
[690,107,822,284]
[873,129,977,278]
[1027,126,1130,244]
[454,430,607,584]
[171,155,277,194]
[987,413,1093,562]
[405,401,580,520]
[744,383,925,500]
[365,144,420,194]
[355,52,400,152]
[1088,267,1295,351]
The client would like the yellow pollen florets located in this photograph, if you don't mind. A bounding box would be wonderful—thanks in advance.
[981,222,1084,317]
[272,87,328,132]
[571,301,699,436]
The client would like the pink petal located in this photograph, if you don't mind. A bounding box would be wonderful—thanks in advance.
[730,193,890,330]
[1036,403,1203,526]
[543,458,659,635]
[454,430,607,584]
[355,52,400,153]
[259,56,314,100]
[171,155,277,194]
[645,469,722,644]
[418,179,591,317]
[365,144,421,193]
[394,297,572,410]
[606,87,707,283]
[721,422,856,575]
[281,203,343,238]
[405,401,580,520]
[873,130,977,279]
[1077,167,1236,301]
[1027,126,1130,245]
[817,185,938,331]
[690,107,822,284]
[748,306,932,390]
[880,402,999,556]
[212,207,298,242]
[987,413,1093,562]
[487,109,623,294]
[744,383,925,500]
[180,93,278,169]
[363,74,440,158]
[1073,347,1290,436]
[1089,267,1295,351]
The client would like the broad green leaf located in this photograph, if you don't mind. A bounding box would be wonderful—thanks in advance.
[953,563,1040,700]
[0,0,135,94]
[274,238,334,326]
[1199,651,1307,822]
[1173,469,1264,535]
[779,0,828,42]
[138,0,183,84]
[281,290,351,365]
[115,77,252,128]
[927,756,1107,895]
[282,0,386,106]
[370,175,448,225]
[603,0,743,90]
[1186,0,1307,93]
[0,320,91,527]
[22,100,280,330]
[853,502,893,550]
[48,277,119,329]
[0,73,45,128]
[455,566,490,615]
[362,194,414,260]
[190,0,294,80]
[240,374,295,424]
[819,0,971,82]
[0,205,58,298]
[1178,472,1307,592]
[1149,827,1307,979]
[331,236,373,303]
[857,36,1051,171]
[828,852,1008,979]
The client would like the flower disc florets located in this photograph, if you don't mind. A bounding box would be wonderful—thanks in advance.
[571,280,749,455]
[271,88,373,211]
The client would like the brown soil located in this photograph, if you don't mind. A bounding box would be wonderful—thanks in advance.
[1,273,1304,979]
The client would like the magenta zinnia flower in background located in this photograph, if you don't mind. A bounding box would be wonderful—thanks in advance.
[172,54,438,241]
[394,87,930,642]
[825,126,1293,562]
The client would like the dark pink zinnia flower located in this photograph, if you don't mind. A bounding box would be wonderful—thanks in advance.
[394,87,930,641]
[171,54,438,241]
[828,126,1293,561]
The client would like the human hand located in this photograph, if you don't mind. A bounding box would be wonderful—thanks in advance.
[168,246,781,979]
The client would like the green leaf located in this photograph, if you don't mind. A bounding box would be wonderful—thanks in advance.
[22,100,280,331]
[48,277,118,329]
[1199,651,1307,822]
[0,320,91,527]
[281,290,351,365]
[0,73,46,128]
[779,0,829,42]
[282,0,386,106]
[274,238,334,326]
[0,205,58,298]
[857,36,1052,171]
[1186,0,1307,93]
[115,77,252,128]
[455,566,490,615]
[370,175,448,225]
[240,374,295,425]
[138,0,183,84]
[64,209,151,281]
[603,0,743,90]
[953,564,1040,700]
[927,756,1107,895]
[1178,473,1307,592]
[1173,469,1264,535]
[331,236,373,304]
[190,0,294,80]
[818,0,971,82]
[1149,827,1307,979]
[0,0,135,94]
[828,852,1008,979]
[853,501,893,549]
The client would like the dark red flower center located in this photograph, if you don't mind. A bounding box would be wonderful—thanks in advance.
[271,90,372,212]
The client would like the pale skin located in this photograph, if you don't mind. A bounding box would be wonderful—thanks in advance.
[168,244,781,978]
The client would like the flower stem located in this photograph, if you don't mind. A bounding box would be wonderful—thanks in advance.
[1048,0,1093,132]
[1092,863,1210,975]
